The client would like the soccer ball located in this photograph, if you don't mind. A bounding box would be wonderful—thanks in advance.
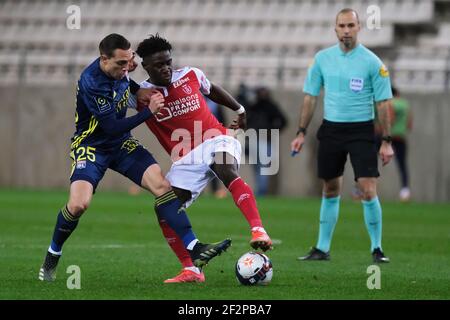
[235,251,273,285]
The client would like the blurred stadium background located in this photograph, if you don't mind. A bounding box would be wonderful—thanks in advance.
[1,0,449,301]
[1,0,450,202]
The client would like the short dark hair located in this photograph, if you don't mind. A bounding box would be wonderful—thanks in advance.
[136,34,172,59]
[336,8,360,24]
[99,33,131,57]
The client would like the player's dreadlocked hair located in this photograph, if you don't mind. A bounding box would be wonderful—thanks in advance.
[136,34,172,58]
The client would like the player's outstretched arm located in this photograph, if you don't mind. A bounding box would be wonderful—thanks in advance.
[97,109,150,135]
[207,83,241,111]
[290,94,317,155]
[207,83,246,129]
[97,93,164,135]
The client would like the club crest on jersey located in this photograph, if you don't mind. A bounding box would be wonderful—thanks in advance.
[182,84,192,95]
[76,160,86,169]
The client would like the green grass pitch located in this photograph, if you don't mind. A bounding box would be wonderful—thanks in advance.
[0,188,449,300]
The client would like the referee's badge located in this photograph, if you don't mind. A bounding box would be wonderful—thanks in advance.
[379,64,389,77]
[350,78,364,93]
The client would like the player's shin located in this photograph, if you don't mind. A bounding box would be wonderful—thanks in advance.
[362,196,383,251]
[155,193,232,268]
[316,196,340,253]
[228,177,263,228]
[154,191,198,249]
[157,217,194,268]
[49,206,79,254]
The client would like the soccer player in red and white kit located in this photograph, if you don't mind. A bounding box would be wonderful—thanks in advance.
[135,35,273,283]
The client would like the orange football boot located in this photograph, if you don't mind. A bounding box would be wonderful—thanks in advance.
[250,230,273,251]
[164,269,205,283]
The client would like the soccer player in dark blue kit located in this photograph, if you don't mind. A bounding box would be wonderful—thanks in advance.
[38,34,231,282]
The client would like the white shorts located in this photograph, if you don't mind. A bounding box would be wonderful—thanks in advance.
[166,135,242,208]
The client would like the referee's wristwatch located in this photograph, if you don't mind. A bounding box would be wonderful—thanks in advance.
[381,135,392,143]
[296,127,307,136]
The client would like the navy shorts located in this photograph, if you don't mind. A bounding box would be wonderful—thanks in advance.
[317,120,379,181]
[69,137,157,190]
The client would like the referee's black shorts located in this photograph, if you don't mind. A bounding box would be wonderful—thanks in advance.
[317,120,379,181]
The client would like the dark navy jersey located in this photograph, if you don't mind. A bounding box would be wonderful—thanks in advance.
[71,58,149,151]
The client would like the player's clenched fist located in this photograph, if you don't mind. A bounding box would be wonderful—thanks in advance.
[136,88,164,114]
[147,92,165,114]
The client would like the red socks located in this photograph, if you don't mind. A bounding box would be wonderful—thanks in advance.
[158,218,193,268]
[156,177,263,269]
[228,177,263,228]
